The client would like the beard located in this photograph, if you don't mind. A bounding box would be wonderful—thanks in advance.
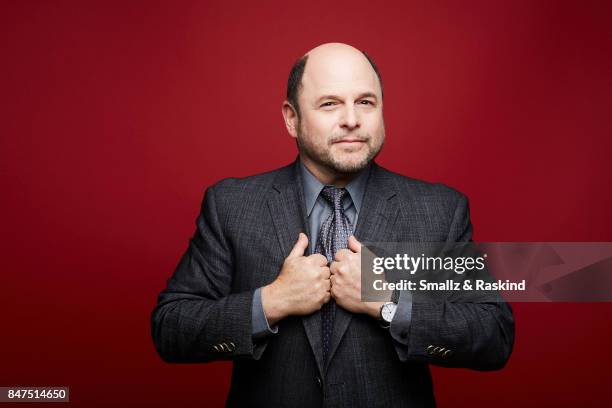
[296,125,384,175]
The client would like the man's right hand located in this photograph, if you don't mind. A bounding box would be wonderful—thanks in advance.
[262,233,331,326]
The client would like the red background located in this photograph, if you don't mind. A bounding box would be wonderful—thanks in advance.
[2,1,611,406]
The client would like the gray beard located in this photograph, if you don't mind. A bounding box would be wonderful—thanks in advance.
[296,131,383,175]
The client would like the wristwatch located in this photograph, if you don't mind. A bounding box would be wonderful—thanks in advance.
[379,301,397,328]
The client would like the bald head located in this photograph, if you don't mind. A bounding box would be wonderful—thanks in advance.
[286,43,383,117]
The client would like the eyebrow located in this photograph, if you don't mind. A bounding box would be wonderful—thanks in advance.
[315,92,378,104]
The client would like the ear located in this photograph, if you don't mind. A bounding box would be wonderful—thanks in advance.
[282,100,299,138]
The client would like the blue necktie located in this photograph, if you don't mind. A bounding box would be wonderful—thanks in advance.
[315,186,353,364]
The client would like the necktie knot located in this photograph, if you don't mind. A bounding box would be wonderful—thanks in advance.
[320,186,347,211]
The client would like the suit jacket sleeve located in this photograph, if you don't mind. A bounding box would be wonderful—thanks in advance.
[150,183,269,363]
[389,192,515,371]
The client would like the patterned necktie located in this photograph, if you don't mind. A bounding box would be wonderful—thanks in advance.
[315,186,353,364]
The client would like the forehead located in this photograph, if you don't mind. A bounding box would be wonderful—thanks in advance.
[300,52,380,99]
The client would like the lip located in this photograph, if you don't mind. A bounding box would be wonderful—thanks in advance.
[333,139,366,144]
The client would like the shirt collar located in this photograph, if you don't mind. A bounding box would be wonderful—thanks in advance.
[299,159,370,217]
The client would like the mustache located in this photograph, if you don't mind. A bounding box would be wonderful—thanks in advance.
[329,134,370,144]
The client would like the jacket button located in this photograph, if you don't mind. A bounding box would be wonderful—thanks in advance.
[426,345,434,354]
[315,376,322,388]
[443,349,452,357]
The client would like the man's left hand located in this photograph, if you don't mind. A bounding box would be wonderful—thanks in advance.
[330,236,383,319]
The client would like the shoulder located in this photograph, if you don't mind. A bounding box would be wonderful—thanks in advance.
[200,161,293,209]
[373,164,472,239]
[373,163,468,206]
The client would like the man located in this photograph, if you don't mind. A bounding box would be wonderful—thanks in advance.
[151,42,514,407]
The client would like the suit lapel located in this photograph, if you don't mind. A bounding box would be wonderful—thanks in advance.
[324,162,400,371]
[266,161,307,260]
[267,159,326,376]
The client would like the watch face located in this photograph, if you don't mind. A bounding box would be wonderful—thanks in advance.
[382,303,397,322]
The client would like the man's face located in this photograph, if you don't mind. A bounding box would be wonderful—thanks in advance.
[294,50,385,174]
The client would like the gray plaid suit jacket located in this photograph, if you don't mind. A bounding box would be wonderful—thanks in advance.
[151,158,514,408]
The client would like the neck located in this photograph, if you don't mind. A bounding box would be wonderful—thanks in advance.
[300,155,362,188]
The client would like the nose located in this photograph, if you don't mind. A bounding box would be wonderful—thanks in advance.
[340,103,360,130]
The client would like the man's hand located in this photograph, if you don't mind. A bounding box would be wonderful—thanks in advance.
[330,236,384,319]
[262,233,331,325]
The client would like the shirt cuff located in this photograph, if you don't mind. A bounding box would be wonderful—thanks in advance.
[252,287,279,341]
[389,289,413,346]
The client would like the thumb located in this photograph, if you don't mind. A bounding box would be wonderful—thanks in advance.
[348,235,362,253]
[288,232,309,258]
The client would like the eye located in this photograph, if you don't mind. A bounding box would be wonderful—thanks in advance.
[359,100,374,105]
[320,101,336,107]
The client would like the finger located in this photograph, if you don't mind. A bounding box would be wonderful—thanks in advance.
[288,233,309,258]
[321,266,331,279]
[329,261,339,275]
[334,248,350,261]
[310,253,329,266]
[348,235,362,253]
